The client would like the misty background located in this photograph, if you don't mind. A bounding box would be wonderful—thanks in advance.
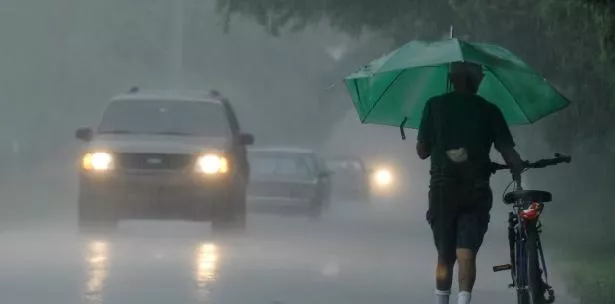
[0,0,613,302]
[0,1,418,222]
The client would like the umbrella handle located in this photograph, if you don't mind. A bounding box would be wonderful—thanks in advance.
[400,117,408,140]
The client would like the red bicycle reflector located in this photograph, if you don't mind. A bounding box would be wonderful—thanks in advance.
[520,202,541,220]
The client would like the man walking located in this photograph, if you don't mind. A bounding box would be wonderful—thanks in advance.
[416,61,524,304]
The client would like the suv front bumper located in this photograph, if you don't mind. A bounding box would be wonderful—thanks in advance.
[79,170,232,221]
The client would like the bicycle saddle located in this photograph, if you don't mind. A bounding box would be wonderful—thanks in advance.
[504,190,552,205]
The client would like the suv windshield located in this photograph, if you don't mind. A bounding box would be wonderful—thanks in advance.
[328,159,365,173]
[97,99,230,136]
[249,153,316,179]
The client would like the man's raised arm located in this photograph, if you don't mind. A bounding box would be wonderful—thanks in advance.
[490,105,523,180]
[416,99,433,160]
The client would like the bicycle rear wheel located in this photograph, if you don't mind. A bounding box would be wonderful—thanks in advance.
[515,239,530,304]
[525,221,545,304]
[517,288,530,304]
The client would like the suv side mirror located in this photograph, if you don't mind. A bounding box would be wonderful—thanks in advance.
[75,128,94,142]
[239,133,254,146]
[319,170,333,178]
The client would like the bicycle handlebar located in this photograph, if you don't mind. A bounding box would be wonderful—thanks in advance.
[490,153,572,174]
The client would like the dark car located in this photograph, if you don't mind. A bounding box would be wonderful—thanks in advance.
[74,89,254,233]
[246,147,332,218]
[327,156,371,203]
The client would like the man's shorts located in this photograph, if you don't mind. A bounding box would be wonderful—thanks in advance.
[426,173,493,259]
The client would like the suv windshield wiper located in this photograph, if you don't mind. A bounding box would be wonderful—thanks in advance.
[98,130,135,134]
[153,131,195,136]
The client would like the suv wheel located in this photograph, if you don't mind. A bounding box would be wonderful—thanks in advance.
[308,198,324,220]
[211,187,247,235]
[78,188,118,233]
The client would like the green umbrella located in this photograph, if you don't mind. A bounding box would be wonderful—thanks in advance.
[344,38,571,134]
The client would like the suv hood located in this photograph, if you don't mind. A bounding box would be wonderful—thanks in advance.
[87,134,229,154]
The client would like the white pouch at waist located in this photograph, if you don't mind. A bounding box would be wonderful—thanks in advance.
[446,147,468,163]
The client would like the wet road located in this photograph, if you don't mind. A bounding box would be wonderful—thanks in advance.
[0,201,577,304]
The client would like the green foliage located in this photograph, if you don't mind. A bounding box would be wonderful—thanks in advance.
[564,258,615,303]
[216,0,453,40]
[449,0,615,151]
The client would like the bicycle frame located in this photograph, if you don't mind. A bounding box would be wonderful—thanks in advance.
[503,181,555,304]
[490,154,570,304]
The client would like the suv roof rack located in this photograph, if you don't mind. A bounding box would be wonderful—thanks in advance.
[209,90,230,103]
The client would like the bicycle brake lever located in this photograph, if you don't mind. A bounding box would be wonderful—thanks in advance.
[554,153,572,163]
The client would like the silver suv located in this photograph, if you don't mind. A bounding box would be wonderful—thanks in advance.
[75,89,254,233]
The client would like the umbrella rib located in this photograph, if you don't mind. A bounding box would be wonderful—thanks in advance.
[353,81,366,122]
[487,67,531,123]
[362,70,406,123]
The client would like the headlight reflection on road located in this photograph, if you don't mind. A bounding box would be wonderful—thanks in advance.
[195,243,219,288]
[85,240,109,304]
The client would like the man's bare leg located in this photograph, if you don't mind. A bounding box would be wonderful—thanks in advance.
[456,248,476,303]
[436,255,455,290]
[435,255,455,304]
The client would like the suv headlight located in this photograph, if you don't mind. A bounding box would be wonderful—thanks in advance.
[82,152,113,171]
[195,154,229,175]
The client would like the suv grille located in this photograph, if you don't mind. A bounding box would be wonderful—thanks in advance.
[116,153,194,170]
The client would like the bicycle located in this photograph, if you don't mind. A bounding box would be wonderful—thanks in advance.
[490,153,572,304]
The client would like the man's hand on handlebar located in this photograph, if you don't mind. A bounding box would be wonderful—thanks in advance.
[510,162,523,184]
[489,153,572,176]
[498,146,524,183]
[511,168,522,184]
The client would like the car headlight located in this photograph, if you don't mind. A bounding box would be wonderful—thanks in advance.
[373,168,393,187]
[82,152,113,171]
[195,154,229,175]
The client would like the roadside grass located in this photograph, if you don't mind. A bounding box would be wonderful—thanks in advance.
[547,219,615,304]
[557,256,615,304]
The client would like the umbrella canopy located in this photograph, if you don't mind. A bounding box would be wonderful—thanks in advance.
[344,38,571,129]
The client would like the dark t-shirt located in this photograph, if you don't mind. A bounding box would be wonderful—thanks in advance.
[417,92,515,178]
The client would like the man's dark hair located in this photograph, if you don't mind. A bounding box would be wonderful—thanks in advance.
[449,61,484,93]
